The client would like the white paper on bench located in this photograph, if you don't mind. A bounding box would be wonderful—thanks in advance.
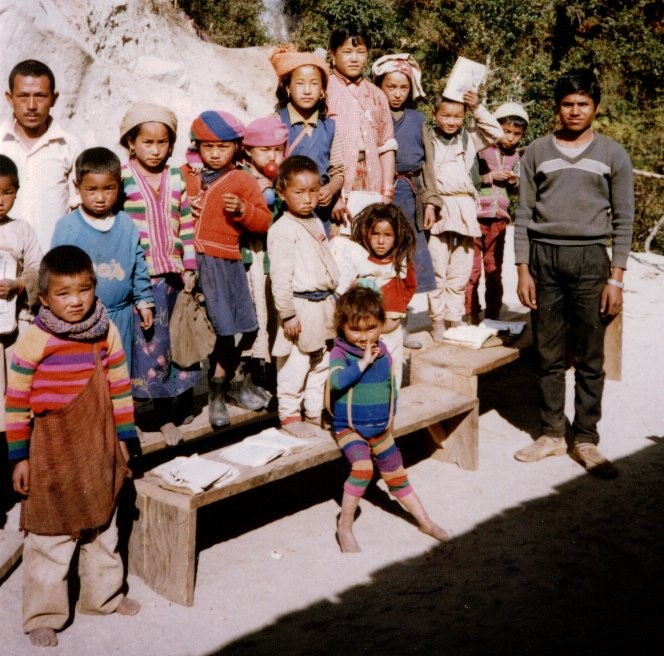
[150,454,239,494]
[443,324,498,349]
[218,427,313,467]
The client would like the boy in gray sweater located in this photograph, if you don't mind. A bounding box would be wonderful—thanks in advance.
[513,68,634,478]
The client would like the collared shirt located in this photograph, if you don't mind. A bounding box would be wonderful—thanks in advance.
[287,104,319,136]
[0,118,81,251]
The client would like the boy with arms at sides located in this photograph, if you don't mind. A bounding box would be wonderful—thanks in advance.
[513,69,634,478]
[267,156,339,437]
[6,246,140,647]
[0,60,81,252]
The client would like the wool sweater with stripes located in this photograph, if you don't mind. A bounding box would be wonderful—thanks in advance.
[514,133,634,268]
[5,321,136,462]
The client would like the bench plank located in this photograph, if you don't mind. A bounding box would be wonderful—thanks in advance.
[0,529,23,582]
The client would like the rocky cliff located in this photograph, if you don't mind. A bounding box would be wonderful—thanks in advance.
[0,0,276,160]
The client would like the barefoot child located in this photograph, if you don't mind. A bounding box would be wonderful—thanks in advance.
[52,147,154,374]
[120,103,201,445]
[327,286,451,552]
[181,111,272,428]
[427,90,503,342]
[267,156,339,437]
[6,245,139,647]
[350,202,416,388]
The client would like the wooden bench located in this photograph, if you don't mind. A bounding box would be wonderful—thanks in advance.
[0,529,22,582]
[128,382,478,606]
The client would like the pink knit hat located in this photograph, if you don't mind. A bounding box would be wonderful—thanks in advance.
[243,116,289,147]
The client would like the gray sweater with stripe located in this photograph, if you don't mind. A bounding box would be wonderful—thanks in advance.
[514,133,634,269]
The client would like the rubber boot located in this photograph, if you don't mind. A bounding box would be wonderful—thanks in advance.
[208,377,230,428]
[402,317,422,349]
[226,374,268,411]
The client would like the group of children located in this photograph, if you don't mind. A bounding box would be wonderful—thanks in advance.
[1,22,537,647]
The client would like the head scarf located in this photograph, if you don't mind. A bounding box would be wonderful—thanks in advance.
[269,43,329,84]
[190,110,244,142]
[371,53,425,101]
[244,116,289,147]
[119,102,177,146]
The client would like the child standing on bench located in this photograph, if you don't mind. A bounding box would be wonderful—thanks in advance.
[327,286,451,552]
[6,246,139,647]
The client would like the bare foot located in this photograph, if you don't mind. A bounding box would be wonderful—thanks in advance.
[282,421,318,438]
[160,422,183,446]
[115,597,141,615]
[419,521,453,543]
[29,627,58,647]
[336,520,361,553]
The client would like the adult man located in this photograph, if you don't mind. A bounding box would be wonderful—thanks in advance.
[1,60,80,251]
[513,68,634,479]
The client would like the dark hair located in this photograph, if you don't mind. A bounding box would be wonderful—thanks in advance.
[9,59,56,94]
[329,23,371,52]
[433,95,464,112]
[122,123,176,149]
[39,245,96,295]
[351,203,415,278]
[0,154,19,188]
[275,69,328,117]
[75,147,121,184]
[374,72,416,109]
[498,115,528,130]
[334,286,385,335]
[275,155,320,193]
[554,68,601,107]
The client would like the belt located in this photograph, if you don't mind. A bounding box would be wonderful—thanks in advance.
[293,290,334,301]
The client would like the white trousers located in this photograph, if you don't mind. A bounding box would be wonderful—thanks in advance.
[276,346,329,422]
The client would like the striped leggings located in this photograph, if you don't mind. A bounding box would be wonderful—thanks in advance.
[335,429,413,499]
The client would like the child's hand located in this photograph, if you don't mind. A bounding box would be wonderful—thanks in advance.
[318,183,334,207]
[223,193,245,216]
[138,306,154,330]
[12,459,30,496]
[332,198,352,226]
[463,89,479,112]
[189,194,203,218]
[423,205,437,230]
[182,270,197,292]
[119,440,133,478]
[491,170,512,183]
[359,342,380,369]
[283,316,301,340]
[0,278,18,300]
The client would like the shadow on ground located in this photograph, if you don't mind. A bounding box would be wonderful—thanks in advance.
[202,436,664,656]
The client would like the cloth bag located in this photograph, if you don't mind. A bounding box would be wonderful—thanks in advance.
[169,290,217,367]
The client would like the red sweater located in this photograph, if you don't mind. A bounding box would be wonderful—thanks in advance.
[181,165,271,260]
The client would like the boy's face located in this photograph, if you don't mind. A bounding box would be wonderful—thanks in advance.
[75,172,119,218]
[5,74,57,138]
[498,121,525,150]
[433,101,465,136]
[343,316,382,350]
[39,271,95,324]
[248,145,285,176]
[558,93,597,135]
[198,141,236,171]
[278,170,320,218]
[0,174,18,219]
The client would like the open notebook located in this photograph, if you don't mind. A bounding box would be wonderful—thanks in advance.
[218,427,314,467]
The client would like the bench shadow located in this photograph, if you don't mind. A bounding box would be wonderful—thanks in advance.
[204,436,664,655]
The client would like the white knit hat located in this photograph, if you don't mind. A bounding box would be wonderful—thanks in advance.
[493,102,529,124]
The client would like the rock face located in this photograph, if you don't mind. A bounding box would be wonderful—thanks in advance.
[0,0,276,161]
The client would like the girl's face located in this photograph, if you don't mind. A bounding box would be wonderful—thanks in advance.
[198,141,237,170]
[433,101,465,136]
[332,38,368,81]
[380,71,411,111]
[248,145,285,175]
[288,65,324,113]
[343,316,382,350]
[368,219,395,260]
[128,122,172,173]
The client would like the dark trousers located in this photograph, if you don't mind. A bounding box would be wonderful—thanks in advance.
[529,242,610,443]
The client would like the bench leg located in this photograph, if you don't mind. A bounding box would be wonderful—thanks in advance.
[426,402,479,471]
[129,491,197,606]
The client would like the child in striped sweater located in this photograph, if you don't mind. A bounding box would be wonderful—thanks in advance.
[6,246,139,647]
[327,286,451,552]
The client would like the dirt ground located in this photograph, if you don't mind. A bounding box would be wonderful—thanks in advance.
[1,228,663,655]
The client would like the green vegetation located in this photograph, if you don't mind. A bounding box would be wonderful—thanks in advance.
[178,0,664,252]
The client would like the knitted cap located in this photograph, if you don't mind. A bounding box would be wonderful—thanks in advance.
[190,111,244,142]
[269,43,329,84]
[493,102,529,124]
[119,102,178,146]
[371,53,425,100]
[244,116,289,147]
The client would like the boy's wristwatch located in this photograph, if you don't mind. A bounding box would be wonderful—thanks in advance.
[606,278,624,289]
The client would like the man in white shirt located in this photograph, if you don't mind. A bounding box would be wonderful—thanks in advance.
[1,60,81,251]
